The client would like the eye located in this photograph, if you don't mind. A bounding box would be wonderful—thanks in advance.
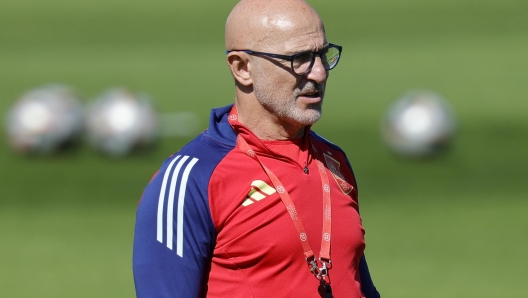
[322,48,340,68]
[293,52,313,65]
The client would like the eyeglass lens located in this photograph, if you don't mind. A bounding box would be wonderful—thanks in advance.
[292,46,340,74]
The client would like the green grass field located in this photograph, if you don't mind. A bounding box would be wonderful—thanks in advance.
[1,0,527,297]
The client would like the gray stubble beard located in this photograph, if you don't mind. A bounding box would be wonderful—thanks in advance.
[253,66,325,126]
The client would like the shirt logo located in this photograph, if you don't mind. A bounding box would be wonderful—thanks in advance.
[242,180,276,206]
[323,153,354,195]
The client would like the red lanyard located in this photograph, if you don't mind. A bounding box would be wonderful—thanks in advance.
[228,115,333,282]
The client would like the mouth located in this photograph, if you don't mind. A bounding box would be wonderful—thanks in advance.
[298,90,322,103]
[302,91,319,97]
[300,89,322,98]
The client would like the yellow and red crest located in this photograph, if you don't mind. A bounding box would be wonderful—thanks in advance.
[323,153,354,195]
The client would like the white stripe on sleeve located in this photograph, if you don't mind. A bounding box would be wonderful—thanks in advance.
[156,155,181,243]
[166,156,189,250]
[176,157,199,257]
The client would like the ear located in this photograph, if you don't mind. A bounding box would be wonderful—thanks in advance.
[227,52,253,87]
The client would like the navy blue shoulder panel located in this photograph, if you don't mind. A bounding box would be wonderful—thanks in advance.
[133,107,236,298]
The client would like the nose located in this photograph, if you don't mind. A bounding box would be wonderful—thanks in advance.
[306,55,328,83]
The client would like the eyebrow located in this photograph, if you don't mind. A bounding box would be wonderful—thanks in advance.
[288,43,330,54]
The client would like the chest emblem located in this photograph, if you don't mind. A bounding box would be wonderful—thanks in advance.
[323,153,354,195]
[242,180,276,206]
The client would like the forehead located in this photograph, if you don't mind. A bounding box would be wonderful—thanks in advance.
[281,30,327,54]
[256,12,327,53]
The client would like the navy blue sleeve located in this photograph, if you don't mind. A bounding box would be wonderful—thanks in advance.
[360,254,381,297]
[133,147,220,297]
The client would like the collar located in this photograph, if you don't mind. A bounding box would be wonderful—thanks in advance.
[228,105,313,166]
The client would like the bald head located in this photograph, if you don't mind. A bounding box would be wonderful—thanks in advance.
[225,0,325,52]
[224,0,331,140]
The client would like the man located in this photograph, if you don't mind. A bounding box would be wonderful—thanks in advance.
[133,0,380,297]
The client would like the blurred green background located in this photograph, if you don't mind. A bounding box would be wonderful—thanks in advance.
[1,0,527,297]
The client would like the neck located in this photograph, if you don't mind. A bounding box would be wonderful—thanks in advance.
[234,103,306,140]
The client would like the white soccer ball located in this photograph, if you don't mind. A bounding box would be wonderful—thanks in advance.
[84,88,158,157]
[380,91,457,158]
[5,84,84,155]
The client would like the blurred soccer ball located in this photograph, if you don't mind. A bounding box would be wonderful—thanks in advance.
[381,91,457,158]
[84,88,158,157]
[6,84,84,155]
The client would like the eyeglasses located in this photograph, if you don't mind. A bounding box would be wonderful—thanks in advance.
[226,43,342,76]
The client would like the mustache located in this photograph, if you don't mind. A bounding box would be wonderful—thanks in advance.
[298,82,325,94]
